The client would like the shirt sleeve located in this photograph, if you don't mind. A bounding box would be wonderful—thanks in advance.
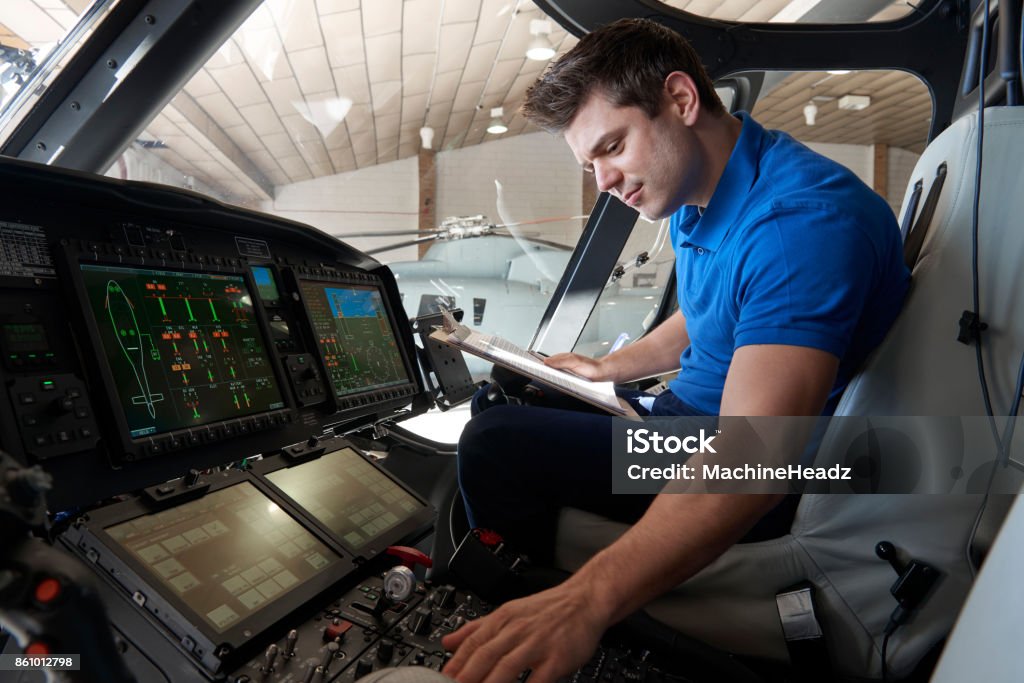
[731,204,882,358]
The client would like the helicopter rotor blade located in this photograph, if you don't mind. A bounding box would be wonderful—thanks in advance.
[365,235,440,256]
[343,229,443,238]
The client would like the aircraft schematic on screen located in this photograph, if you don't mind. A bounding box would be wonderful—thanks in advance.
[105,279,164,420]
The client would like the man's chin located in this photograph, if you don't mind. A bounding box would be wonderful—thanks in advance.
[637,206,667,221]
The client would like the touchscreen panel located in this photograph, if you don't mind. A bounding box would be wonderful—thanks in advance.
[266,447,426,551]
[298,281,409,398]
[80,264,285,438]
[104,482,340,634]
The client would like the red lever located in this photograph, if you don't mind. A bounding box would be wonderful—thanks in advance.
[386,546,433,569]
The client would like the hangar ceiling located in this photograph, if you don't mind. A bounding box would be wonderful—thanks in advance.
[1,0,929,206]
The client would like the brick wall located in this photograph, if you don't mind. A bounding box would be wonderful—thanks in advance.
[805,141,874,187]
[258,132,922,262]
[436,132,584,246]
[265,155,420,262]
[262,131,584,261]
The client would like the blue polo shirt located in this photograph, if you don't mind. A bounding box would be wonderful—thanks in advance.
[666,113,910,416]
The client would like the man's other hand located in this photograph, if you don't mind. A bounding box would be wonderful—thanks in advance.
[440,583,608,683]
[543,353,606,380]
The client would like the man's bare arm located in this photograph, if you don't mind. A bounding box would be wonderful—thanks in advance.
[442,344,839,683]
[543,310,690,382]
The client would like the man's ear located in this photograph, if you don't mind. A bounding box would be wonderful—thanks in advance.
[663,71,701,126]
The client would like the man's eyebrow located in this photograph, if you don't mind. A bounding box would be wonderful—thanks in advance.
[586,131,621,158]
[576,130,622,170]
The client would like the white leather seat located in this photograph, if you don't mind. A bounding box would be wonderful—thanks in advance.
[554,107,1024,680]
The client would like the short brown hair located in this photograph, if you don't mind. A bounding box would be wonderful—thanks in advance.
[521,18,724,133]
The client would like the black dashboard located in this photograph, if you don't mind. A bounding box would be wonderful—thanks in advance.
[0,157,426,512]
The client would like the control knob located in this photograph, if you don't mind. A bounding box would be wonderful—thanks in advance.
[383,565,416,603]
[377,639,395,663]
[354,657,375,680]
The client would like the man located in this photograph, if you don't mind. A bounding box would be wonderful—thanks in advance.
[442,18,909,683]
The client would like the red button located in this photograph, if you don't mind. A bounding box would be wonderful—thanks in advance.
[26,642,50,655]
[34,578,62,604]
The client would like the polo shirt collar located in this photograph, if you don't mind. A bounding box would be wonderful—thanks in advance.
[678,112,763,252]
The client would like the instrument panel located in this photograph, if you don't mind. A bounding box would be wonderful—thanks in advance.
[0,157,427,510]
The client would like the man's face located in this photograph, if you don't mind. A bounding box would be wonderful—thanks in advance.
[564,90,703,221]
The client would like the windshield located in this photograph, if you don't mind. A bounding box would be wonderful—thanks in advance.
[658,0,916,23]
[0,0,117,135]
[0,2,934,438]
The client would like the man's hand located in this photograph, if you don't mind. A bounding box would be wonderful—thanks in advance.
[441,581,608,683]
[543,352,607,380]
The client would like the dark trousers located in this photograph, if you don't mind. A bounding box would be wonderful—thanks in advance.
[456,385,800,562]
[456,385,699,562]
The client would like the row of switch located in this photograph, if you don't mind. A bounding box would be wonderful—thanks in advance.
[139,410,293,457]
[294,267,380,285]
[336,385,415,411]
[78,241,246,271]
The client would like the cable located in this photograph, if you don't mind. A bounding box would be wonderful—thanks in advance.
[971,0,997,434]
[379,423,458,456]
[963,0,1001,580]
[881,630,892,683]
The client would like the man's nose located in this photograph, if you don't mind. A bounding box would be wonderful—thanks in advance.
[594,162,621,194]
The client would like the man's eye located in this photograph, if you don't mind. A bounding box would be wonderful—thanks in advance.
[608,141,620,153]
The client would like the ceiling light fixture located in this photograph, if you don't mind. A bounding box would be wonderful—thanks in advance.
[487,107,508,135]
[838,94,871,111]
[827,70,851,75]
[526,19,556,61]
[419,126,434,149]
[803,101,818,126]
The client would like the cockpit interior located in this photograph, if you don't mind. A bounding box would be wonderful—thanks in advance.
[1,1,1023,682]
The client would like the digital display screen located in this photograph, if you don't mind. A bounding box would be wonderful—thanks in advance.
[80,264,285,438]
[104,482,341,634]
[299,281,409,398]
[266,447,426,550]
[251,266,280,302]
[2,322,49,353]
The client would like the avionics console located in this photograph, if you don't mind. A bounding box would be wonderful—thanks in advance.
[62,438,431,675]
[0,157,427,509]
[290,272,419,413]
[68,260,291,460]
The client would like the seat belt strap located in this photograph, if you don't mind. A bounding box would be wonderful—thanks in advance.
[900,178,924,241]
[904,163,948,269]
[776,582,832,681]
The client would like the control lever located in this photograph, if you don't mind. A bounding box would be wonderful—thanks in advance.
[875,541,941,634]
[385,545,433,570]
[284,628,298,658]
[315,641,340,680]
[259,643,278,681]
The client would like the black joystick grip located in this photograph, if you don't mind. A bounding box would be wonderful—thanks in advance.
[875,541,904,575]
